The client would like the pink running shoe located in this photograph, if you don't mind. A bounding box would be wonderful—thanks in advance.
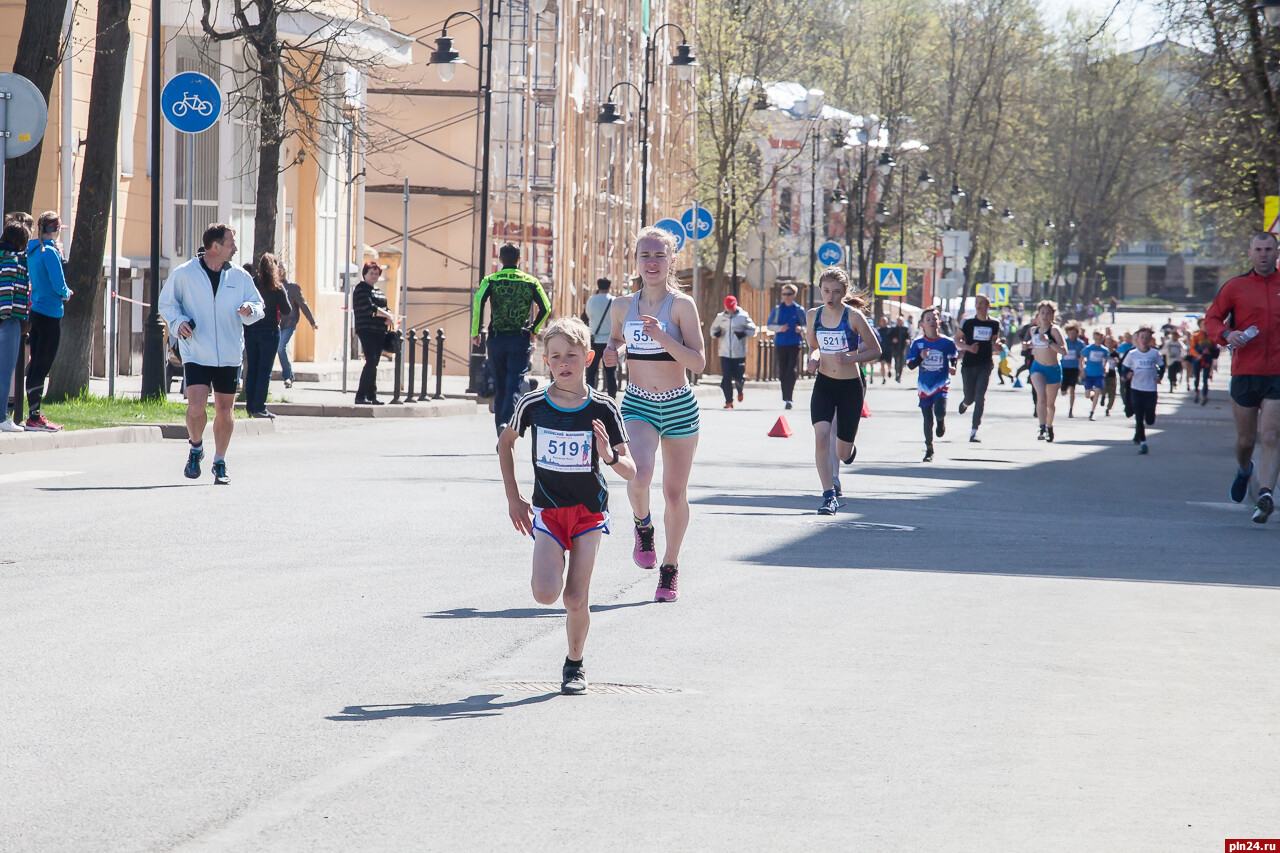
[24,413,63,433]
[633,523,657,569]
[654,564,678,602]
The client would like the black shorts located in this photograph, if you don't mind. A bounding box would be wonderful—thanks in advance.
[810,372,865,443]
[1229,374,1280,408]
[1060,367,1079,389]
[184,363,239,395]
[878,348,892,363]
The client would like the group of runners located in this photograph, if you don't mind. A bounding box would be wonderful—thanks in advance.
[487,228,1280,695]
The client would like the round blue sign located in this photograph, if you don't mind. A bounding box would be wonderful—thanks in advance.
[161,72,222,134]
[817,241,843,266]
[680,205,714,241]
[653,218,686,252]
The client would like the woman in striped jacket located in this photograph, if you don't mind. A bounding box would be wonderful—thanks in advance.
[0,218,33,432]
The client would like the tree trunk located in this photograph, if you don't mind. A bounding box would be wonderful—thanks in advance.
[251,36,283,263]
[45,0,131,402]
[4,0,71,215]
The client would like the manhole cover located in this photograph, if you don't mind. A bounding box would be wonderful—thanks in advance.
[491,682,680,695]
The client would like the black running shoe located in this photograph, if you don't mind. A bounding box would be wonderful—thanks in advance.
[1231,464,1253,504]
[818,492,838,515]
[184,446,204,479]
[969,435,980,443]
[957,401,968,415]
[1037,426,1046,440]
[936,417,945,438]
[1252,492,1274,524]
[923,446,934,462]
[561,661,588,695]
[1045,426,1054,443]
[212,460,230,485]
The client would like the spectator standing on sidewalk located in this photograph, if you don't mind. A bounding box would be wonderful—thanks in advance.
[0,219,32,433]
[710,294,757,409]
[243,253,291,419]
[766,283,806,408]
[1205,232,1280,523]
[159,223,264,484]
[278,267,316,389]
[353,261,397,405]
[471,242,552,434]
[583,277,617,398]
[888,316,910,382]
[23,211,71,432]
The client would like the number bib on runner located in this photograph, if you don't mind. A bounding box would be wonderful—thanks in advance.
[972,326,993,341]
[816,330,849,354]
[922,348,946,371]
[624,320,667,355]
[535,427,592,473]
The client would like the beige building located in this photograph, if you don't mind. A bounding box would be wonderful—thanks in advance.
[366,0,697,374]
[1,0,412,375]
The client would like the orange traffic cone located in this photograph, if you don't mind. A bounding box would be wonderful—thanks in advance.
[862,399,872,418]
[768,416,793,438]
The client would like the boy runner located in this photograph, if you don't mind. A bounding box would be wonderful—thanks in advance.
[1121,326,1164,455]
[1080,331,1109,420]
[498,318,636,695]
[1060,321,1086,418]
[906,308,958,462]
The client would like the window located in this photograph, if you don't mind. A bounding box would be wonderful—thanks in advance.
[778,188,792,235]
[229,64,260,258]
[316,75,344,292]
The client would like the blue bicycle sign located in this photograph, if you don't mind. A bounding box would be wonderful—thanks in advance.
[161,72,222,134]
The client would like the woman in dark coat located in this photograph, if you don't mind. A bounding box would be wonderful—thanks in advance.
[244,253,291,418]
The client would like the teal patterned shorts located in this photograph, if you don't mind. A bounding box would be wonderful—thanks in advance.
[619,384,700,437]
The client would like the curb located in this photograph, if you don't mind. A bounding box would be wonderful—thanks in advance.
[0,418,274,455]
[250,399,477,419]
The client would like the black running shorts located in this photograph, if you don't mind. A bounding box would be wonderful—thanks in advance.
[810,372,865,443]
[1230,374,1280,408]
[184,363,239,395]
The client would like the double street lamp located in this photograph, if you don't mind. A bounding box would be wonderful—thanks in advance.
[595,24,697,226]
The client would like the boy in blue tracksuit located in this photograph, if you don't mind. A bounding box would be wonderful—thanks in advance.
[906,307,958,462]
[1079,330,1109,420]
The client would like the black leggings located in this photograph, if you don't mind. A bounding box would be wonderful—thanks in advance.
[25,312,61,414]
[720,356,746,403]
[356,329,385,401]
[922,396,946,445]
[960,362,992,429]
[1192,361,1211,393]
[776,345,800,402]
[1104,372,1117,412]
[1166,361,1181,390]
[810,372,864,443]
[1131,389,1157,442]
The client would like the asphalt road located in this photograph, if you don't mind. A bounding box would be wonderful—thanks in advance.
[3,350,1276,852]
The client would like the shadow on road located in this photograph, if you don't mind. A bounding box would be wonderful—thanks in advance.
[424,601,654,619]
[715,392,1278,588]
[38,484,197,492]
[326,692,557,722]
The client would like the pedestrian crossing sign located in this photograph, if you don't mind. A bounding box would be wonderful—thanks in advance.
[994,284,1010,306]
[874,263,907,296]
[1266,195,1279,234]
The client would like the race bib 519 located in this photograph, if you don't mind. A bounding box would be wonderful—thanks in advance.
[535,428,592,472]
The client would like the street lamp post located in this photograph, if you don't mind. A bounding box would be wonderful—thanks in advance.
[596,24,696,227]
[141,0,165,399]
[429,2,500,393]
[808,128,820,309]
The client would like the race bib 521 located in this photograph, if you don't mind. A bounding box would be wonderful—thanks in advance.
[535,428,592,472]
[816,330,849,353]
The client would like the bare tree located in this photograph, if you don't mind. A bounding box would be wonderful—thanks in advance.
[4,0,72,215]
[45,0,131,401]
[198,0,398,263]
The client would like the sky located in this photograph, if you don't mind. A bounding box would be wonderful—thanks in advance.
[1045,0,1167,49]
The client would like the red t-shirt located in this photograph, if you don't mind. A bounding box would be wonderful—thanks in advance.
[1205,269,1280,375]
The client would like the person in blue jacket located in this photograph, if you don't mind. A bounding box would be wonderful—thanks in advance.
[766,283,806,409]
[23,211,72,432]
[159,223,264,485]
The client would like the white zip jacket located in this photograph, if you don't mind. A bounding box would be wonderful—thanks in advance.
[709,309,758,359]
[159,257,265,367]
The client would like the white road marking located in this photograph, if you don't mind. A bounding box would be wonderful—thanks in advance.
[1187,501,1247,511]
[0,470,82,484]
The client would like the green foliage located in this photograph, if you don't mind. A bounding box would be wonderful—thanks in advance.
[41,393,249,431]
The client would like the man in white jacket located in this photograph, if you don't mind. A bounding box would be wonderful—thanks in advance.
[159,224,264,485]
[710,295,757,408]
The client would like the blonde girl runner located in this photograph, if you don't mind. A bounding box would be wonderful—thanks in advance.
[1028,300,1067,442]
[602,227,706,602]
[805,267,881,515]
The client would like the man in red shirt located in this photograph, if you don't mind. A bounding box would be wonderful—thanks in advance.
[1205,232,1280,522]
